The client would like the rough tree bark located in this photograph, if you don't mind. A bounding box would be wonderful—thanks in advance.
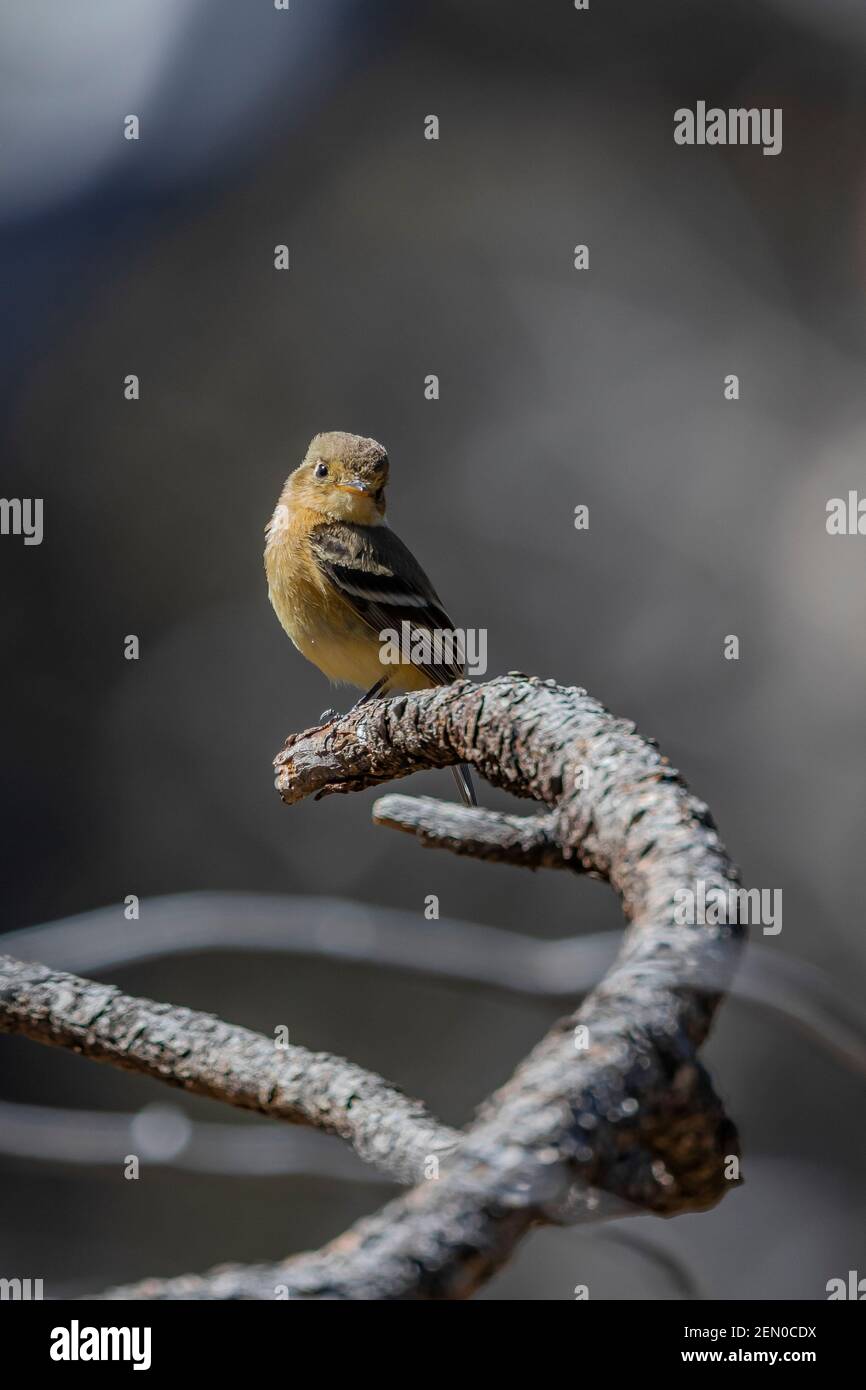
[0,958,458,1186]
[0,673,743,1299]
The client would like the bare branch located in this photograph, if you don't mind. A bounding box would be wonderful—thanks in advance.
[0,957,457,1187]
[372,794,570,869]
[3,674,745,1298]
[106,673,743,1298]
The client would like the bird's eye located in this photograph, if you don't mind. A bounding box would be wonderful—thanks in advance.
[314,462,328,479]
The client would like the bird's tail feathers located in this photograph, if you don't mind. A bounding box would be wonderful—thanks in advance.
[451,762,477,807]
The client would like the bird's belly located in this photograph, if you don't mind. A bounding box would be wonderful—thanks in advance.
[388,662,435,692]
[266,545,438,693]
[296,625,388,689]
[267,568,385,689]
[284,611,433,692]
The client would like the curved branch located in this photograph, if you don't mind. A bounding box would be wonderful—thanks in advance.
[0,957,457,1187]
[104,672,744,1298]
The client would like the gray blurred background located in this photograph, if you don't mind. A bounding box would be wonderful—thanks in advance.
[1,0,864,1299]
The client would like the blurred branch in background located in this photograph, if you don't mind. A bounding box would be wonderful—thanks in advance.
[0,1098,386,1182]
[2,894,862,1084]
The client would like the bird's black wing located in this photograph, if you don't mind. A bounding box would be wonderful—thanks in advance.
[309,522,464,684]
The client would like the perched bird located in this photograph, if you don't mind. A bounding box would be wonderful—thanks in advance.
[265,431,476,806]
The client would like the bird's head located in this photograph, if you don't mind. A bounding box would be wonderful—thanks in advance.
[284,432,389,524]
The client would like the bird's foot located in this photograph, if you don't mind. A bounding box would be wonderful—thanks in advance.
[318,707,340,725]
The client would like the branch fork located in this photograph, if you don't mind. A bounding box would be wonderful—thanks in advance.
[2,674,743,1299]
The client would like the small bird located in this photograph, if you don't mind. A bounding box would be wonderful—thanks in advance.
[265,431,476,806]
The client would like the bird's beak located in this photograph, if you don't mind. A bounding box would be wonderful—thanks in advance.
[335,479,372,496]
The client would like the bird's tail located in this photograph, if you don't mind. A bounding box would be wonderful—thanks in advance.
[451,762,477,807]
